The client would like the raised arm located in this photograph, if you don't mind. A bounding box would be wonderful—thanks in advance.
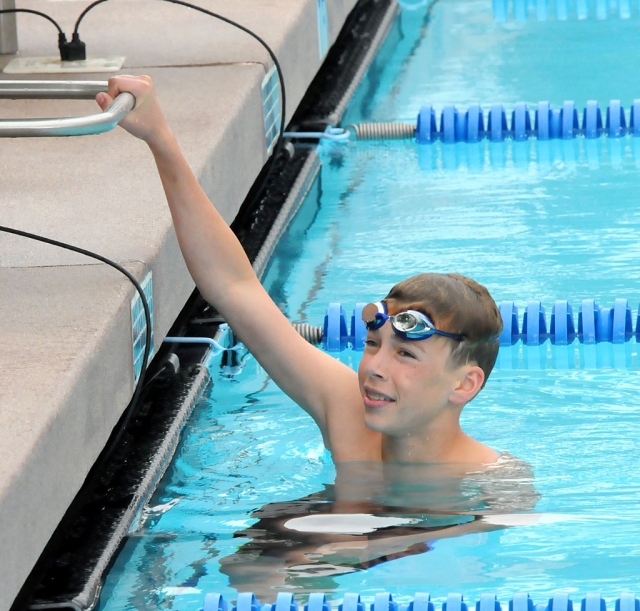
[96,76,374,458]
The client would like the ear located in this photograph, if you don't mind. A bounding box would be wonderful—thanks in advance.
[449,365,485,405]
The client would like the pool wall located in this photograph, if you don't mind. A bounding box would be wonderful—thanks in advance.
[0,2,373,609]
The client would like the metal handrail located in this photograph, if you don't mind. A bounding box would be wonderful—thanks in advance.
[0,80,135,137]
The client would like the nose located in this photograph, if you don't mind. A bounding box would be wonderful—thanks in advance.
[364,346,388,381]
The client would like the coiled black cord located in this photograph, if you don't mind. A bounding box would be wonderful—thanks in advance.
[0,225,151,466]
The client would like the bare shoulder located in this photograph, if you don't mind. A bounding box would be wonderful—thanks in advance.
[324,385,382,462]
[475,440,501,464]
[452,433,500,465]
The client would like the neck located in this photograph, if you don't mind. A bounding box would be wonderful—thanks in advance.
[381,421,468,463]
[380,408,496,464]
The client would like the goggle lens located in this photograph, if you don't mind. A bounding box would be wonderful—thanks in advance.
[360,302,465,342]
[393,312,436,337]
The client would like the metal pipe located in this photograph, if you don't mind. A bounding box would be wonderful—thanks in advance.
[0,80,109,99]
[0,0,18,55]
[0,89,135,137]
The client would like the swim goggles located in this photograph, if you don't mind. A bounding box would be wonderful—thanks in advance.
[361,301,465,342]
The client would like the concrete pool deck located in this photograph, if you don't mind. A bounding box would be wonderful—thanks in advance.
[0,1,360,608]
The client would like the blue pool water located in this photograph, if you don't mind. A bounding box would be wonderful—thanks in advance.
[100,2,640,609]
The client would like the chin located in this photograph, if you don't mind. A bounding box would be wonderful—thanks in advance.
[363,410,394,434]
[365,409,416,438]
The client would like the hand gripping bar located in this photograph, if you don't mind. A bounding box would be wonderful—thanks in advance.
[0,80,135,137]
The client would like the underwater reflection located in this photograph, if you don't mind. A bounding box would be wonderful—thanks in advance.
[219,455,539,598]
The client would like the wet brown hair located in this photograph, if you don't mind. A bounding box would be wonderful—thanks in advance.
[383,273,503,391]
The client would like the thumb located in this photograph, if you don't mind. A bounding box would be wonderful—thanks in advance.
[95,91,114,111]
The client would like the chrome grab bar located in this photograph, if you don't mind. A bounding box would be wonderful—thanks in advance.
[0,80,135,137]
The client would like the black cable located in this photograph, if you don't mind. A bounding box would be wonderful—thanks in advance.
[72,0,109,34]
[0,8,63,34]
[159,0,287,204]
[72,0,287,209]
[158,0,286,144]
[0,225,152,466]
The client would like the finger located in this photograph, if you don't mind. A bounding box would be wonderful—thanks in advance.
[107,74,152,98]
[95,91,114,110]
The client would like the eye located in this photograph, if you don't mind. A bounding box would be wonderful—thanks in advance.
[364,338,379,348]
[398,348,416,359]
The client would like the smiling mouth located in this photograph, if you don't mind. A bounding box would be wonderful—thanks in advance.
[363,388,395,407]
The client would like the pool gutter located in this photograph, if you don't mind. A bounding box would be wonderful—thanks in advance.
[253,152,322,280]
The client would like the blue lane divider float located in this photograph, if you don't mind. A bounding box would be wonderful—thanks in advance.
[205,592,640,611]
[204,593,229,611]
[498,298,634,346]
[415,100,639,144]
[512,102,532,141]
[583,593,606,611]
[521,300,548,346]
[444,593,469,611]
[493,0,636,21]
[306,593,332,611]
[340,593,367,611]
[410,593,436,611]
[322,299,638,352]
[323,302,349,352]
[511,593,535,611]
[550,300,576,345]
[235,593,261,611]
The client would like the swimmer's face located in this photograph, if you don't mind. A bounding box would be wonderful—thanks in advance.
[357,320,470,437]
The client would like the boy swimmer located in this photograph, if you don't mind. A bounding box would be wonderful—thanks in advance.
[97,75,504,466]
